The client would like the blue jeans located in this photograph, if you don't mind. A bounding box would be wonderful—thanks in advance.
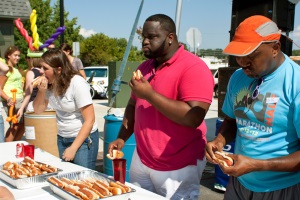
[0,115,4,143]
[57,130,99,170]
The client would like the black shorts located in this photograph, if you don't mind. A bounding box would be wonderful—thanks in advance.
[224,176,300,200]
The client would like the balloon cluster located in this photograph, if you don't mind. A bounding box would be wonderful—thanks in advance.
[14,18,34,51]
[6,89,18,124]
[39,26,66,50]
[14,9,66,57]
[30,10,41,50]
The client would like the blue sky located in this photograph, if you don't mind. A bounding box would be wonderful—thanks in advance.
[61,0,300,50]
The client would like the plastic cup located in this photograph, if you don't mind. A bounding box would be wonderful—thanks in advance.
[24,145,35,159]
[113,158,126,184]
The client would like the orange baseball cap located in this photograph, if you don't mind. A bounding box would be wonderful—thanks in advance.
[223,15,281,56]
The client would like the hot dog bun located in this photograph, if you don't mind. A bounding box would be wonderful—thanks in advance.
[31,76,43,88]
[79,188,99,200]
[1,170,11,176]
[106,149,124,160]
[109,181,131,193]
[214,151,234,167]
[92,182,111,196]
[23,156,36,165]
[133,69,143,80]
[61,177,74,186]
[48,177,66,188]
[88,187,106,198]
[3,162,14,170]
[47,176,132,198]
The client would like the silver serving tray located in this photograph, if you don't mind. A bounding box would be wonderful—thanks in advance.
[0,161,62,189]
[47,170,135,200]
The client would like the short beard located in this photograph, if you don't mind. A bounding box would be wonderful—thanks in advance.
[144,37,167,59]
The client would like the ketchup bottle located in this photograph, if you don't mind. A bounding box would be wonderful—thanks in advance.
[16,143,24,158]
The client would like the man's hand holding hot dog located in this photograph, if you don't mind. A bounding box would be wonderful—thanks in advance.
[215,153,262,177]
[206,139,261,177]
[132,69,143,80]
[130,70,155,100]
[107,138,125,159]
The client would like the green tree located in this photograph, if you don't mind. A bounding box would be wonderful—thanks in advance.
[199,48,226,59]
[14,0,144,68]
[14,0,53,67]
[80,33,144,66]
[52,1,82,45]
[292,49,300,56]
[14,0,81,68]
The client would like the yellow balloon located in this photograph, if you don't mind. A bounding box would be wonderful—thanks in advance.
[30,9,40,50]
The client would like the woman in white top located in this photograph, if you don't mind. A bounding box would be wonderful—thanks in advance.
[33,49,99,169]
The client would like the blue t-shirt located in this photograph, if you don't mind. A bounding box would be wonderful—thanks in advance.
[222,54,300,192]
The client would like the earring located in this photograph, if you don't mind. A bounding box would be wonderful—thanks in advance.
[169,41,172,45]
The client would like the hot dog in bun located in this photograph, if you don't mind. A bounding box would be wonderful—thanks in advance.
[31,76,43,88]
[109,181,131,193]
[214,151,234,167]
[133,69,143,80]
[106,149,124,160]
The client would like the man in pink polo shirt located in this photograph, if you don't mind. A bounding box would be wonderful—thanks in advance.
[108,14,214,199]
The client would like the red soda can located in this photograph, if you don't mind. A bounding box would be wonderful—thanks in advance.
[16,143,24,158]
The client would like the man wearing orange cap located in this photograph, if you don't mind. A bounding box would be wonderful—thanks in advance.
[205,15,300,199]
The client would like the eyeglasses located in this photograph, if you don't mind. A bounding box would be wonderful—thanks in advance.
[251,78,263,99]
[246,78,264,106]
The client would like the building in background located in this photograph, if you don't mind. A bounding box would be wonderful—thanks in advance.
[0,0,32,57]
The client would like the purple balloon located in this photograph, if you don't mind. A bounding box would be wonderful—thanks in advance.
[39,26,66,50]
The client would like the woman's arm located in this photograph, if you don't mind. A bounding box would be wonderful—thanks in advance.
[32,77,48,114]
[0,75,14,106]
[0,186,15,200]
[76,58,86,79]
[79,69,86,80]
[0,61,9,75]
[18,71,35,117]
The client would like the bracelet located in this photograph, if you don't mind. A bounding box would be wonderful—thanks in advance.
[7,97,12,102]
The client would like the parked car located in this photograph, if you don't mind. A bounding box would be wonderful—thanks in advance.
[214,70,218,98]
[84,66,109,99]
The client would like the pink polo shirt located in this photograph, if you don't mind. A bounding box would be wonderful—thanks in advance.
[132,45,214,171]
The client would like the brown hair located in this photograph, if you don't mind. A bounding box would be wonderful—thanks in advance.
[41,49,79,96]
[59,43,73,55]
[4,46,21,64]
[30,57,42,69]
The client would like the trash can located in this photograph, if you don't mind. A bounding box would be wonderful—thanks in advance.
[103,115,136,181]
[214,118,235,191]
[24,111,59,157]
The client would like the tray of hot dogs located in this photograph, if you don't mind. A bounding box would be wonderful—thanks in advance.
[0,156,62,189]
[47,170,136,200]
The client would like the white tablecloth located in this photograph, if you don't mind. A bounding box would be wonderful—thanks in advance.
[0,141,168,200]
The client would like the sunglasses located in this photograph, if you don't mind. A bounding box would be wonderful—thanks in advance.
[246,78,264,106]
[251,78,263,99]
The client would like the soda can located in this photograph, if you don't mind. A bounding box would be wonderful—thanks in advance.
[16,143,24,158]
